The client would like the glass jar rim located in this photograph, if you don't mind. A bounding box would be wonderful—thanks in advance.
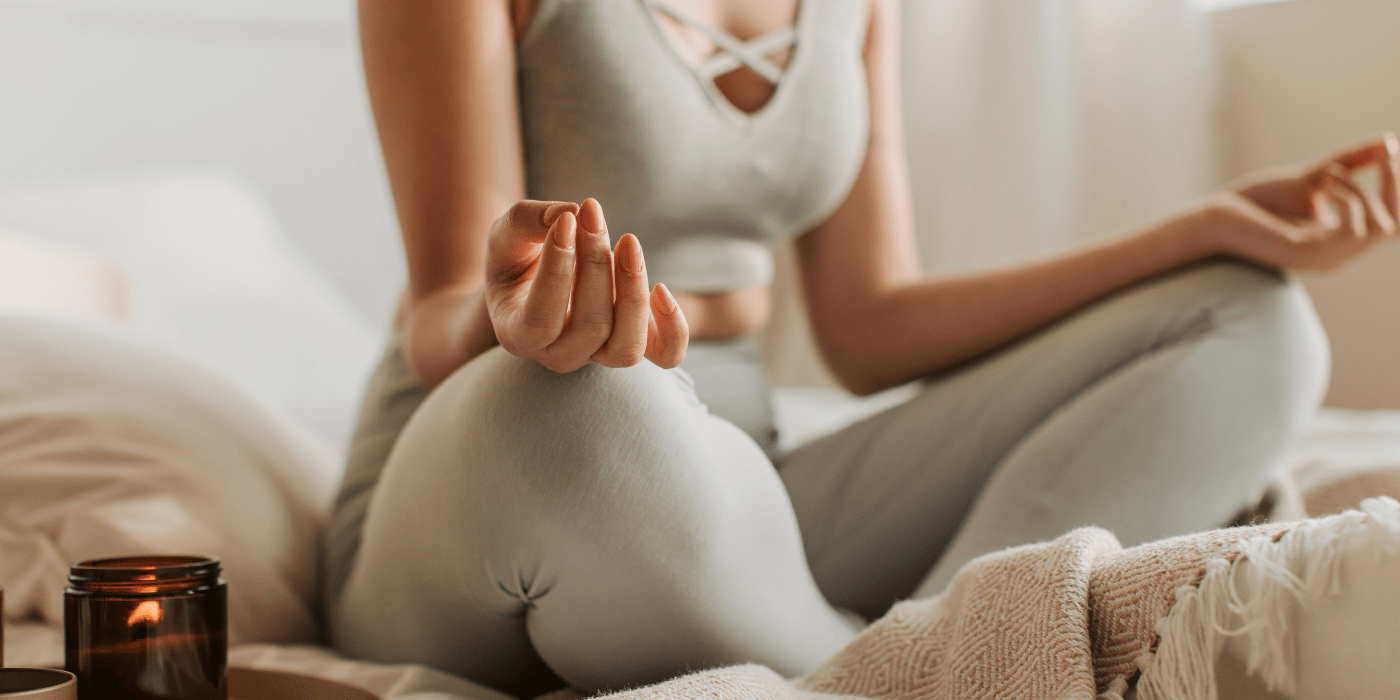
[68,555,221,585]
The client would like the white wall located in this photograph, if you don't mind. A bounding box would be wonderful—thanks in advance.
[2,0,1395,408]
[0,0,403,326]
[1214,0,1400,409]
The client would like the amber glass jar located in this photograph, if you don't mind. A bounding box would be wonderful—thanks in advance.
[65,556,226,700]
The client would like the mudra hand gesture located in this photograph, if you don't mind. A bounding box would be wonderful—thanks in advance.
[485,198,689,374]
[1204,134,1400,272]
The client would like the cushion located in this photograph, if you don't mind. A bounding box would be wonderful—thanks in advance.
[0,316,337,645]
[0,173,381,447]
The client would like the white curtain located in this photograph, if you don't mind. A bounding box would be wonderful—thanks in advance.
[761,0,1221,387]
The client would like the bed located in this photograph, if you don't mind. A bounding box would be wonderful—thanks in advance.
[3,174,1399,699]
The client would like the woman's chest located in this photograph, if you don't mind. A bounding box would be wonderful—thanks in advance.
[646,0,803,113]
[516,0,871,248]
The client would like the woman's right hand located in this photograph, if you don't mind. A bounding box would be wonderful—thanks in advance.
[484,198,689,373]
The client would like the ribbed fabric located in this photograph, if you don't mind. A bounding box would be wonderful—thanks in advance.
[515,0,870,293]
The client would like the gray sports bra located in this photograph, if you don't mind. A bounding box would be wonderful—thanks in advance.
[517,0,870,294]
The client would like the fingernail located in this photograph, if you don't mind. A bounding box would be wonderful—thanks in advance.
[654,283,678,313]
[552,211,575,250]
[580,198,606,235]
[1387,133,1400,156]
[543,203,568,226]
[618,234,644,274]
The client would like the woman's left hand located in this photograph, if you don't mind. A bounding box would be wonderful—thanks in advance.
[1199,133,1400,273]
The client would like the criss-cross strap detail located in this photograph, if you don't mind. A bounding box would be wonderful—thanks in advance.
[644,0,797,85]
[696,27,796,81]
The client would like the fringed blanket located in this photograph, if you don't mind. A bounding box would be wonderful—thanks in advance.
[587,497,1400,700]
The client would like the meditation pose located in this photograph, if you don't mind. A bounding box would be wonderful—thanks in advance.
[324,0,1399,696]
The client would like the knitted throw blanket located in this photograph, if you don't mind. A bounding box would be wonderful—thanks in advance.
[591,497,1400,700]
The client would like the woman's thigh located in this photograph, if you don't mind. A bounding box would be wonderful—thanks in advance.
[779,262,1329,619]
[329,347,856,696]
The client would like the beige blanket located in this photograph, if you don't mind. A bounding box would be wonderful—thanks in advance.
[585,496,1400,700]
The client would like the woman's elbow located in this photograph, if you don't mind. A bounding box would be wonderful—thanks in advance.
[810,308,905,396]
[838,372,889,397]
[819,342,894,397]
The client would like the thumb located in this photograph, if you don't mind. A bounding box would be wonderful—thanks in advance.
[1226,191,1325,242]
[491,200,579,251]
[489,200,580,282]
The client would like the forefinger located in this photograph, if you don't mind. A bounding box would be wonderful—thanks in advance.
[546,199,616,363]
[516,211,579,349]
[1331,137,1392,171]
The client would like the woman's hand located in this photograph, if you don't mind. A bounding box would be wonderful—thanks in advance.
[485,198,688,373]
[1199,133,1400,272]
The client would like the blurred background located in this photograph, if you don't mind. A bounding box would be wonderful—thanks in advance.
[0,0,1396,448]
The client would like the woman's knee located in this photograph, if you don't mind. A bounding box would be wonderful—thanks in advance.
[1180,261,1330,409]
[390,347,759,533]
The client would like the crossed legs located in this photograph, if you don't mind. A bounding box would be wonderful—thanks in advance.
[781,261,1328,616]
[326,261,1328,694]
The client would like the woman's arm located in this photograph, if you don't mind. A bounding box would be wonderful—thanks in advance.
[799,0,1399,396]
[361,0,685,385]
[360,0,521,383]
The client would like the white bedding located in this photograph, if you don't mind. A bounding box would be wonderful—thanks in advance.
[0,317,333,646]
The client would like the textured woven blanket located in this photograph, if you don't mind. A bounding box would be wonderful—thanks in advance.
[586,497,1400,700]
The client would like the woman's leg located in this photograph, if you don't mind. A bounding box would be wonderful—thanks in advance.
[325,338,432,605]
[778,262,1329,620]
[327,345,856,696]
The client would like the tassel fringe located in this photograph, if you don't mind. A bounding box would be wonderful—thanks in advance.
[1132,496,1400,700]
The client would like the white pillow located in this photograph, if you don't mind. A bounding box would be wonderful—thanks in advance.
[0,316,337,645]
[0,173,382,447]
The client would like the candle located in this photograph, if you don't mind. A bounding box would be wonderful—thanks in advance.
[65,556,226,700]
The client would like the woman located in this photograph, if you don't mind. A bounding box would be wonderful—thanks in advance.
[325,0,1399,696]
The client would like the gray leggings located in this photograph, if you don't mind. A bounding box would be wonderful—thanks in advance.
[325,262,1328,696]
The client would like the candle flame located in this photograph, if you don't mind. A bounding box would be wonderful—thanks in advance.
[127,600,162,626]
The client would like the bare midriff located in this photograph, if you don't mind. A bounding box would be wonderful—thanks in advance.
[672,284,771,340]
[394,284,771,342]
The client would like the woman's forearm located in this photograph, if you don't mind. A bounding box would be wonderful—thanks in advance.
[360,0,523,385]
[360,0,524,302]
[820,204,1222,394]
